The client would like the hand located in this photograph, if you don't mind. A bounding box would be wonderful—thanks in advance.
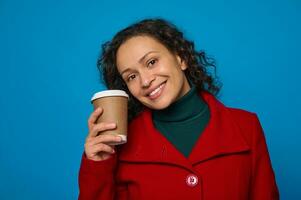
[84,107,122,161]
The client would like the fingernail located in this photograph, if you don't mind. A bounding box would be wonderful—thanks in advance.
[112,149,115,153]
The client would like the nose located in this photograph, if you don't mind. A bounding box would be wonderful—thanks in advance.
[140,71,155,88]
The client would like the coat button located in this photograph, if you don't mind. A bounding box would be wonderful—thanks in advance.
[186,174,198,187]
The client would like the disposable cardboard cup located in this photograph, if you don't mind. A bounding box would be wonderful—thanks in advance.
[91,90,129,145]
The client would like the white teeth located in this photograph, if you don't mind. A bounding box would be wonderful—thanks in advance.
[149,84,163,96]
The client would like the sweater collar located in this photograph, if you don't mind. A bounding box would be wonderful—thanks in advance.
[152,86,207,122]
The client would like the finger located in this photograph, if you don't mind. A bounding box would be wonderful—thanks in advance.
[92,143,115,154]
[90,134,122,145]
[88,107,103,130]
[88,122,117,137]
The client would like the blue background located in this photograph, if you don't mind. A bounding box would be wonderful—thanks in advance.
[0,0,300,199]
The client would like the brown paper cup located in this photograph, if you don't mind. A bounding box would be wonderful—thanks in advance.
[91,90,129,145]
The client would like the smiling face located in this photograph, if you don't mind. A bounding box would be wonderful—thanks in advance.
[116,35,191,110]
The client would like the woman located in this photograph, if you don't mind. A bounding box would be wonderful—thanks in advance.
[78,18,279,199]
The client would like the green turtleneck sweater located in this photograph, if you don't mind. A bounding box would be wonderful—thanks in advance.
[152,86,210,157]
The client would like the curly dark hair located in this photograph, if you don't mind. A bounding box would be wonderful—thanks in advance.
[97,18,221,122]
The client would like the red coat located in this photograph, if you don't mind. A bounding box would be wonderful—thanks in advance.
[78,92,279,200]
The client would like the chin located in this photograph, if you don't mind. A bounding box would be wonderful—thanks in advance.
[143,98,173,110]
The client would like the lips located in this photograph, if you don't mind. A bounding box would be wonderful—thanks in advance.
[146,81,166,100]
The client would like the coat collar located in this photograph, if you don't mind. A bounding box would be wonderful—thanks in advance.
[117,91,250,170]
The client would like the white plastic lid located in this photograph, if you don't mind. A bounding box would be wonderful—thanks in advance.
[91,90,129,102]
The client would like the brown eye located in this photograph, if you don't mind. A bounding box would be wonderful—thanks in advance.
[127,74,136,81]
[147,59,157,67]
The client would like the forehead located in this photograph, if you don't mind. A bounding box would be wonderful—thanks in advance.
[116,36,167,67]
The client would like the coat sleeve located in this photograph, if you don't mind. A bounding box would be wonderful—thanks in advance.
[250,114,279,200]
[78,153,128,200]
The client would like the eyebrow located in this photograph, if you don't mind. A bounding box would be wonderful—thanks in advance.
[120,51,158,76]
[138,50,158,64]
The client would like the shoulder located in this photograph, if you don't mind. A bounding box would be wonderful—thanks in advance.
[225,106,264,145]
[201,91,260,128]
[226,107,258,123]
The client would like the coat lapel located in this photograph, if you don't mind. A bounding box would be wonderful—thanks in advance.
[118,109,193,170]
[118,91,250,171]
[188,92,250,165]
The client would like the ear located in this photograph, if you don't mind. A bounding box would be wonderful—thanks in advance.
[176,55,188,70]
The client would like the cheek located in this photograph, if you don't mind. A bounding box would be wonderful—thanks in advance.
[127,82,140,97]
[159,59,183,76]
